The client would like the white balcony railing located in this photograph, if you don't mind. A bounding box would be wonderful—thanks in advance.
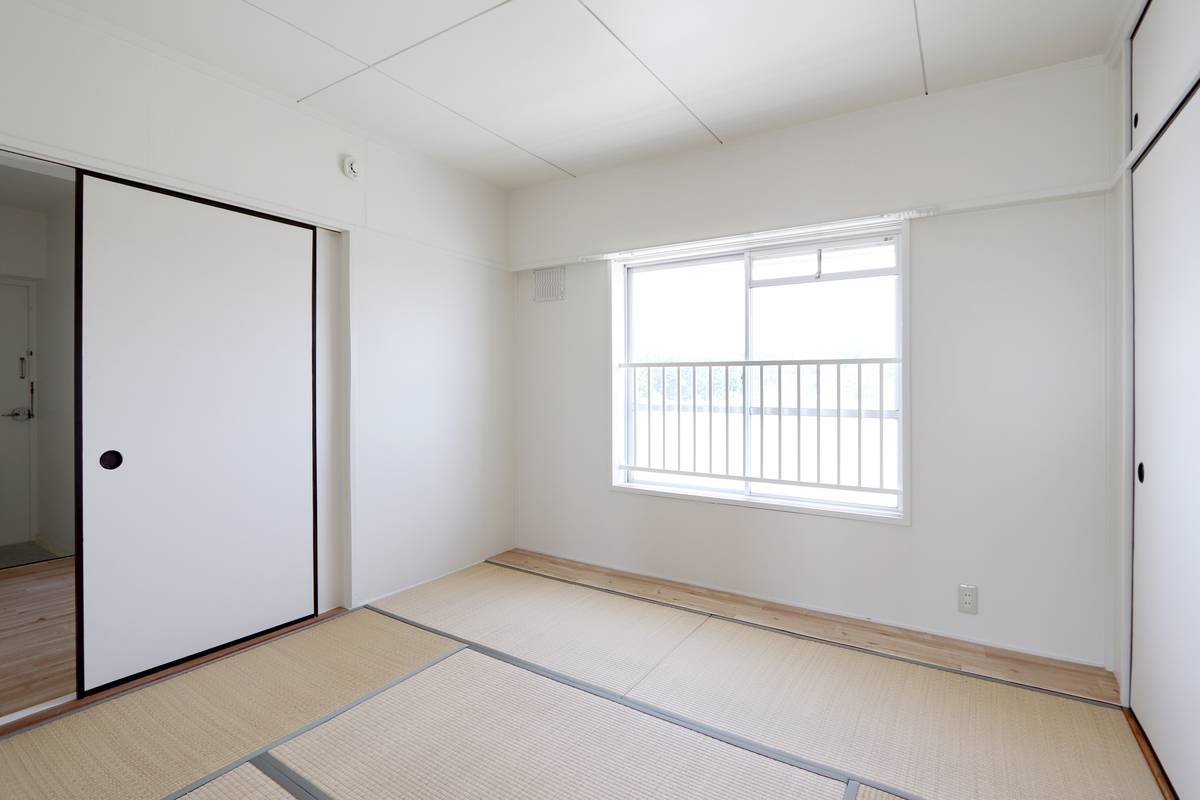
[619,359,901,503]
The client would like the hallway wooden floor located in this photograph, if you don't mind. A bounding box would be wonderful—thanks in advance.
[0,557,75,718]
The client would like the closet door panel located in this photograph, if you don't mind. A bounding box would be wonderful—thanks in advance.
[1130,0,1200,152]
[81,175,314,691]
[1131,91,1200,798]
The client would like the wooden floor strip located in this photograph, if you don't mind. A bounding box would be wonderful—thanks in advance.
[488,548,1121,704]
[1124,708,1180,800]
[0,557,76,719]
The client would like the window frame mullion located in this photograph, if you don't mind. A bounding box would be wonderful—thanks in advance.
[743,251,752,499]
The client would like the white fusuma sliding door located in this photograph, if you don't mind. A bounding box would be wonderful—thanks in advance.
[80,173,315,692]
[1131,88,1200,797]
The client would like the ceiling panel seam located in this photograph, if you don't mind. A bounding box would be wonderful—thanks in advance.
[261,0,575,177]
[240,0,367,66]
[256,0,513,102]
[574,0,724,144]
[367,0,515,67]
[371,69,578,178]
[295,66,371,104]
[911,0,930,95]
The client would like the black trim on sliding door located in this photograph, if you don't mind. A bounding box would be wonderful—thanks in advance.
[1129,0,1152,40]
[76,170,316,230]
[1131,73,1200,172]
[75,170,319,697]
[312,227,319,616]
[73,170,84,698]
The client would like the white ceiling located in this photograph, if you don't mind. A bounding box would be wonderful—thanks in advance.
[0,163,73,213]
[916,0,1130,92]
[577,0,926,140]
[56,0,1135,188]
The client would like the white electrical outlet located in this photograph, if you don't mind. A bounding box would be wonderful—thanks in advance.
[958,584,979,614]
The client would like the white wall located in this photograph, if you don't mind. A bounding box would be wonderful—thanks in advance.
[315,227,349,611]
[509,57,1112,268]
[510,57,1123,668]
[1105,175,1134,697]
[1102,45,1134,703]
[0,0,515,605]
[515,197,1111,666]
[0,194,71,556]
[349,228,515,605]
[34,196,74,556]
[0,204,48,277]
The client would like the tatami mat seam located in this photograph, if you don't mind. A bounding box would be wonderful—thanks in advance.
[621,612,713,697]
[365,604,924,800]
[250,752,331,800]
[485,559,1120,709]
[0,610,353,745]
[159,644,466,800]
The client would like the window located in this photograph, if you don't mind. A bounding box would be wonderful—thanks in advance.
[612,221,905,519]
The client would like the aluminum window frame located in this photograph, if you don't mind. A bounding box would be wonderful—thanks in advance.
[612,223,910,522]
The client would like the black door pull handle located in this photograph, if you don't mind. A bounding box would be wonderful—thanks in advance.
[99,450,123,470]
[1137,462,1144,484]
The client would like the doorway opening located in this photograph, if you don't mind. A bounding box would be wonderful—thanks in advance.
[0,150,76,723]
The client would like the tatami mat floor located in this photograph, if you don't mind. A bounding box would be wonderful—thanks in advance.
[372,562,706,694]
[182,764,292,800]
[0,610,459,800]
[628,617,1157,800]
[272,649,844,799]
[858,788,904,800]
[373,562,1162,800]
[0,559,1164,800]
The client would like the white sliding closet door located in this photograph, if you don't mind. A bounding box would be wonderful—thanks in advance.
[81,174,315,692]
[1131,91,1200,797]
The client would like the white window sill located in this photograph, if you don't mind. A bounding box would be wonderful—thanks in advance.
[610,480,909,525]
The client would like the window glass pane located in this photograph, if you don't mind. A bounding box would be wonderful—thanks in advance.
[820,240,896,275]
[750,276,897,361]
[620,229,903,517]
[629,259,745,362]
[751,248,817,281]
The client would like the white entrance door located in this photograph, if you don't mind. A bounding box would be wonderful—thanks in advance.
[81,174,315,692]
[0,282,32,547]
[1131,91,1200,797]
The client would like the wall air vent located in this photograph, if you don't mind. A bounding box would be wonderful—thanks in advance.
[532,266,565,302]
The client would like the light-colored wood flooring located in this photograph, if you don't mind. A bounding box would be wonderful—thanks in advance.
[1125,708,1181,800]
[0,557,76,719]
[489,548,1122,705]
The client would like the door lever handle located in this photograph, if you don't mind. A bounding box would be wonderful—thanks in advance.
[3,408,33,420]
